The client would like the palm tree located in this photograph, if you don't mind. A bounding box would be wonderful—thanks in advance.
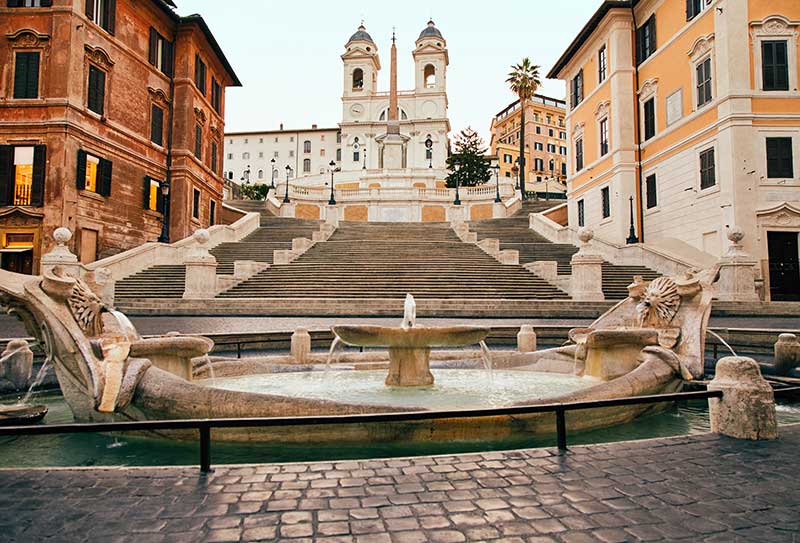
[506,58,541,201]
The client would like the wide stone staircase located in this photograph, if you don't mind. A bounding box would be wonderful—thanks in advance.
[113,209,321,300]
[470,201,660,299]
[219,222,569,300]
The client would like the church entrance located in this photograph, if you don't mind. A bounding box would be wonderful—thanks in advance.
[768,231,800,302]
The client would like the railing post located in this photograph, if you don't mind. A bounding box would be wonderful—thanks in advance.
[555,407,567,452]
[199,425,213,474]
[237,342,242,359]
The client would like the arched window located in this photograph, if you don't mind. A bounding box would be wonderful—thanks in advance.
[352,68,364,89]
[258,169,264,179]
[303,159,311,173]
[303,140,311,153]
[379,108,408,121]
[424,64,436,88]
[227,171,233,180]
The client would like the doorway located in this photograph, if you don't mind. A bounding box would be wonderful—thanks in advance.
[79,228,99,264]
[768,231,800,301]
[0,249,33,274]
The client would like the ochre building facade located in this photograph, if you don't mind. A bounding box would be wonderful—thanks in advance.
[549,0,800,301]
[0,0,240,274]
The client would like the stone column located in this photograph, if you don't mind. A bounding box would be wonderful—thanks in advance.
[708,356,778,440]
[183,229,218,300]
[774,333,800,376]
[291,328,311,364]
[1,339,33,390]
[716,227,760,302]
[40,227,82,278]
[570,228,604,301]
[517,325,537,353]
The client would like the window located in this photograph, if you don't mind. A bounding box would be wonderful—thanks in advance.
[303,159,311,173]
[561,163,567,176]
[211,78,222,113]
[13,52,39,99]
[766,137,794,179]
[643,98,656,140]
[577,199,585,227]
[352,68,364,90]
[87,65,105,116]
[0,145,46,206]
[424,64,436,88]
[289,150,294,158]
[571,69,584,108]
[244,139,248,144]
[636,15,656,65]
[549,159,554,172]
[560,146,567,155]
[8,0,53,6]
[599,118,609,156]
[425,148,432,160]
[505,171,511,177]
[143,176,164,212]
[560,131,567,139]
[209,200,216,226]
[194,124,202,159]
[645,174,657,209]
[259,138,263,144]
[258,152,264,158]
[257,169,264,180]
[242,152,250,160]
[598,45,607,83]
[549,129,554,137]
[534,158,544,171]
[194,54,206,95]
[192,188,200,220]
[150,104,164,146]
[211,141,218,174]
[601,186,610,218]
[85,0,115,34]
[546,115,552,125]
[575,138,584,171]
[696,57,712,107]
[303,140,311,153]
[76,150,112,196]
[227,153,233,160]
[534,142,543,151]
[535,126,541,135]
[273,151,279,158]
[148,28,173,76]
[699,147,715,189]
[289,137,294,142]
[336,148,341,161]
[547,143,556,153]
[503,154,512,164]
[762,41,789,91]
[686,0,706,21]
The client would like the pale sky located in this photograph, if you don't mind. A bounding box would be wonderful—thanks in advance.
[176,0,602,145]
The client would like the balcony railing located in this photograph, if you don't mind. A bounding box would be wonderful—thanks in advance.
[14,182,32,206]
[276,183,516,203]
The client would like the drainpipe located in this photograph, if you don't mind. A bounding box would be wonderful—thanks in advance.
[630,4,645,244]
[161,36,177,244]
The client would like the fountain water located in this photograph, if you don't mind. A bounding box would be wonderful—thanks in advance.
[707,330,738,357]
[326,336,342,372]
[19,358,50,406]
[479,340,494,383]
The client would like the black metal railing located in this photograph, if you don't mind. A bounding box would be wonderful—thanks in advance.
[0,390,726,473]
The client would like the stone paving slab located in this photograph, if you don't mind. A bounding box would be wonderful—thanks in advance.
[1,427,799,542]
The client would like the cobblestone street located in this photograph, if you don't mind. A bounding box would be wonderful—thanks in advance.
[1,426,798,542]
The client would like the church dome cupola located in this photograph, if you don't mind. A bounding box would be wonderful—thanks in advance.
[348,23,375,46]
[418,19,443,41]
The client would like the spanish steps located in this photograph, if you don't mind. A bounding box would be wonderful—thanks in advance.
[219,222,569,299]
[469,200,660,300]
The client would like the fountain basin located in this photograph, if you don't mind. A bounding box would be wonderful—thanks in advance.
[0,404,48,426]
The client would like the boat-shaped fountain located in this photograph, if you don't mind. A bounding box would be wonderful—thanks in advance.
[0,231,719,445]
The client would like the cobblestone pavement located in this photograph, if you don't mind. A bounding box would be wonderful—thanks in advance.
[1,426,798,543]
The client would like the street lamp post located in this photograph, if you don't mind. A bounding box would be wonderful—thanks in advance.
[158,180,170,243]
[283,165,292,203]
[270,158,276,190]
[425,135,433,169]
[328,160,337,206]
[453,162,462,206]
[511,163,519,192]
[363,148,367,170]
[492,164,501,203]
[626,195,639,244]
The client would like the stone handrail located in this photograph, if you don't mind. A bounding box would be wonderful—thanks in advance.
[84,209,261,281]
[529,205,699,276]
[275,183,516,203]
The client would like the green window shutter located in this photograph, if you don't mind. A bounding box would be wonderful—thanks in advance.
[14,52,39,99]
[31,145,46,206]
[143,176,152,209]
[148,28,158,66]
[0,145,13,206]
[105,0,115,34]
[76,150,87,190]
[162,39,174,77]
[151,105,163,145]
[84,0,94,19]
[99,158,112,197]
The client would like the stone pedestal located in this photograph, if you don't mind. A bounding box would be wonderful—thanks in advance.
[291,328,311,364]
[517,325,537,353]
[708,356,778,440]
[386,347,434,387]
[183,229,217,300]
[41,227,82,278]
[570,228,604,301]
[774,333,800,376]
[1,339,33,390]
[716,227,760,302]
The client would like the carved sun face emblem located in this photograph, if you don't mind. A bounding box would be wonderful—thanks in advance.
[636,277,681,326]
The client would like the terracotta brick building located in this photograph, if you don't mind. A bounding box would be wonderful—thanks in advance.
[0,0,240,274]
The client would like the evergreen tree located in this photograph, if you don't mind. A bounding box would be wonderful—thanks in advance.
[445,127,492,188]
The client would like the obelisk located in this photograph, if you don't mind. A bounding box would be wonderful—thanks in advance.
[382,29,405,169]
